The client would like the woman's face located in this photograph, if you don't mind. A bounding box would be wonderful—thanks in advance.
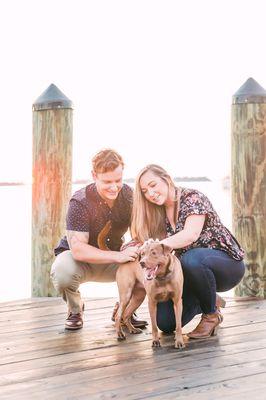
[139,170,170,206]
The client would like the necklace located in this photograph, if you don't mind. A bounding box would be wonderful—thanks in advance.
[173,186,181,225]
[166,187,181,232]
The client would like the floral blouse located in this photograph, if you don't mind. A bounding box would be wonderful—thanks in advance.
[166,188,244,261]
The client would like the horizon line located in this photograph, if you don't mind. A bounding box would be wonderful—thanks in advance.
[0,176,213,186]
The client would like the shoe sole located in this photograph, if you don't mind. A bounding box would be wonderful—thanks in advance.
[65,303,85,330]
[187,325,219,339]
[65,325,83,330]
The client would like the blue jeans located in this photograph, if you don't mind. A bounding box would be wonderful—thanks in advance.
[156,248,245,333]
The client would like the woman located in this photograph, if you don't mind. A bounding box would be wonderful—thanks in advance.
[131,164,245,339]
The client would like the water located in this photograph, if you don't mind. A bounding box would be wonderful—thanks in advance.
[0,181,232,302]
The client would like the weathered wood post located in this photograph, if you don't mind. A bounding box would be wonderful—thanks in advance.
[32,84,73,296]
[232,77,266,298]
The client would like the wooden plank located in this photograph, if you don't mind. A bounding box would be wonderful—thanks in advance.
[132,374,266,400]
[0,297,265,400]
[0,302,266,352]
[0,300,264,342]
[0,295,258,313]
[1,322,266,369]
[0,297,115,313]
[1,324,266,392]
[1,332,266,388]
[0,300,265,355]
[1,348,266,399]
[0,296,263,327]
[1,302,266,352]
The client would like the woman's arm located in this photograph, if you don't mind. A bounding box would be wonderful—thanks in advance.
[160,214,206,249]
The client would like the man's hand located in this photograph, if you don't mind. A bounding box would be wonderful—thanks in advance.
[116,245,140,264]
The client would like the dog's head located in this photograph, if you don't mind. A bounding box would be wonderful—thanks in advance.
[139,240,172,280]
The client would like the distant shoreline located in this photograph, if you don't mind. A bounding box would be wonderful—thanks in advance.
[0,182,25,186]
[0,177,211,186]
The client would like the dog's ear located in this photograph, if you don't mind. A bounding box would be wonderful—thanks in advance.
[161,243,172,255]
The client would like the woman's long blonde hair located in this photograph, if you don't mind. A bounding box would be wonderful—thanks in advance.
[131,164,176,243]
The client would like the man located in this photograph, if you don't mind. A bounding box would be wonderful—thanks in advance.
[51,149,147,330]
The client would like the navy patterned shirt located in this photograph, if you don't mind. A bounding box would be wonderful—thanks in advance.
[54,183,133,256]
[166,188,244,261]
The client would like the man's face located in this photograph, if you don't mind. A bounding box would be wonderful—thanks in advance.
[92,164,123,203]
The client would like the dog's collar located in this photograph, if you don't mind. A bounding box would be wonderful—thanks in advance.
[155,271,173,281]
[155,258,173,281]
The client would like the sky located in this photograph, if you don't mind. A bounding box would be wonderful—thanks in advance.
[1,0,266,182]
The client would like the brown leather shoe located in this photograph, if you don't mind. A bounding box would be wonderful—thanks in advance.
[65,302,85,330]
[130,314,148,329]
[65,312,83,330]
[187,311,223,339]
[111,302,148,329]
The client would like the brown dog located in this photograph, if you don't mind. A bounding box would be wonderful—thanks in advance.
[115,240,185,349]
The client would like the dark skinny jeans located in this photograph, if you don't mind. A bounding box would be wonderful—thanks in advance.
[156,248,245,333]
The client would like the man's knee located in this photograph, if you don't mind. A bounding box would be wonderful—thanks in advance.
[50,250,81,291]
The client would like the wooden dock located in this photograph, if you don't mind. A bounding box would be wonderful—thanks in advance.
[0,296,266,399]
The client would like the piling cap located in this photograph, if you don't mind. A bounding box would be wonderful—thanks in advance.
[233,77,266,104]
[33,84,73,111]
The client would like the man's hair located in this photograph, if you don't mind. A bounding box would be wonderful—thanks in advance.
[92,149,124,174]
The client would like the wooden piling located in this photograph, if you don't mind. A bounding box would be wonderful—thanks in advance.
[32,84,73,296]
[232,78,266,298]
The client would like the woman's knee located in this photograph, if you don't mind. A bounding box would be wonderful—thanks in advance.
[217,260,246,291]
[157,318,176,334]
[235,261,246,283]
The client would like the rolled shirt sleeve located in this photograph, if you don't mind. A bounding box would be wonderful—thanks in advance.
[182,190,211,219]
[66,199,90,232]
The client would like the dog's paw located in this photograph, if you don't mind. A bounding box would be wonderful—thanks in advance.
[117,331,126,341]
[174,340,185,349]
[152,339,161,347]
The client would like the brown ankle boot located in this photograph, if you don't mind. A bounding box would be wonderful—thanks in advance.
[187,311,223,339]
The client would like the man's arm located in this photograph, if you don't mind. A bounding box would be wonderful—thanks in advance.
[67,230,139,264]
